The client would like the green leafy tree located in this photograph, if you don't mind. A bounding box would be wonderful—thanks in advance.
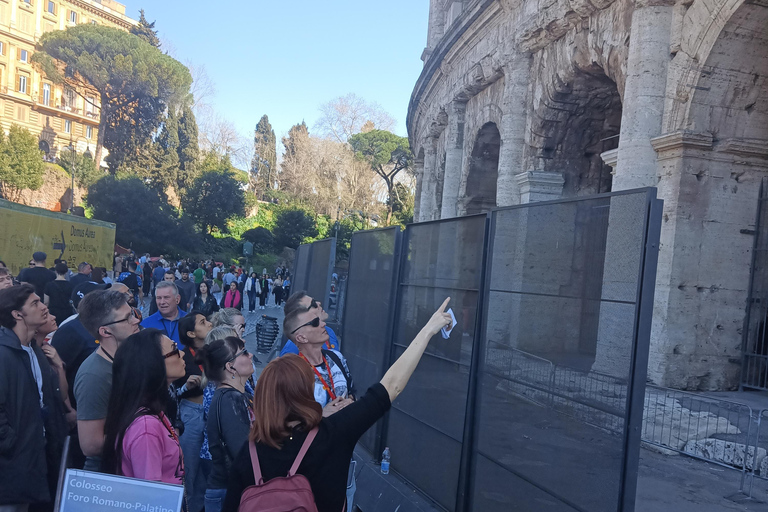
[182,163,247,234]
[388,182,414,227]
[0,125,44,202]
[130,9,161,48]
[250,115,277,195]
[349,129,413,225]
[242,226,275,254]
[33,25,192,170]
[282,121,309,160]
[177,105,199,190]
[273,207,318,250]
[58,147,101,188]
[87,175,193,253]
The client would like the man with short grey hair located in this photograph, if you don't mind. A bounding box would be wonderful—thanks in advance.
[141,281,187,348]
[74,289,140,472]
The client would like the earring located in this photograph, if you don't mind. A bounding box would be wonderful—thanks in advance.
[231,374,235,379]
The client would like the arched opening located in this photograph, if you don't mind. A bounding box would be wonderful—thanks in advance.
[465,122,500,215]
[529,66,622,196]
[683,0,768,389]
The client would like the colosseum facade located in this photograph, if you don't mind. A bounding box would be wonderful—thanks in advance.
[408,0,768,390]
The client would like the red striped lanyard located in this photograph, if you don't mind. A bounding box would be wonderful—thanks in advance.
[300,352,336,401]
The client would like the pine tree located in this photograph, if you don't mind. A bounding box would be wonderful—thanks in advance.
[282,121,309,160]
[177,105,199,191]
[130,9,161,48]
[250,115,277,195]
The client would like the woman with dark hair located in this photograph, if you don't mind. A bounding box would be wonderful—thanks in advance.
[221,281,242,311]
[199,336,254,512]
[192,280,219,318]
[100,328,187,484]
[272,275,284,307]
[257,274,270,310]
[222,298,453,512]
[176,312,212,512]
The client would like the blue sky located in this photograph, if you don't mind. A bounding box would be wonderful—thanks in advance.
[118,1,429,142]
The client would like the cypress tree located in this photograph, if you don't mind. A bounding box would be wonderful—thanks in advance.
[250,115,277,195]
[130,10,161,48]
[177,105,199,190]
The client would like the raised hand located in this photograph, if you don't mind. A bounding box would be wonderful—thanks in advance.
[425,297,452,336]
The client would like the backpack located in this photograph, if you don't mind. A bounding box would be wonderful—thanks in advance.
[238,427,320,512]
[322,349,356,398]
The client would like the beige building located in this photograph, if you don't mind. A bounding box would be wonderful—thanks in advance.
[0,0,135,161]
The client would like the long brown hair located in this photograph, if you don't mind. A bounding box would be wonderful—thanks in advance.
[250,354,322,448]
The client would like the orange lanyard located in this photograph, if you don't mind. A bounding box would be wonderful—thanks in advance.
[300,352,336,401]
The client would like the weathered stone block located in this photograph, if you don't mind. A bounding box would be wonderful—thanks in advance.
[682,438,767,471]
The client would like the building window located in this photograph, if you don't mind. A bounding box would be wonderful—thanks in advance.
[43,83,51,106]
[18,11,32,33]
[85,95,95,115]
[86,125,92,139]
[47,1,55,14]
[19,49,28,63]
[23,0,32,5]
[18,74,27,94]
[16,105,27,122]
[64,119,71,133]
[63,88,76,110]
[0,42,4,56]
[69,10,77,23]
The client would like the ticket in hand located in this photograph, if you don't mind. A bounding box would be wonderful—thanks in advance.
[441,308,458,339]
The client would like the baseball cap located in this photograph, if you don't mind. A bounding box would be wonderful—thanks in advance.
[71,281,111,309]
[32,251,47,262]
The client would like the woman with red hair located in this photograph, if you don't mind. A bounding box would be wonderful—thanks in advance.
[223,298,453,512]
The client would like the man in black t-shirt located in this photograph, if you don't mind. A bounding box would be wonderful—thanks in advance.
[17,251,55,299]
[44,262,75,324]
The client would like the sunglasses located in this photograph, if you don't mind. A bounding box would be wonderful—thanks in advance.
[290,316,321,335]
[228,347,249,362]
[309,299,321,309]
[163,341,180,359]
[102,308,140,327]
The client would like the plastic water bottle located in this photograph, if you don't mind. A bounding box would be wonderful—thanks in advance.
[381,447,391,474]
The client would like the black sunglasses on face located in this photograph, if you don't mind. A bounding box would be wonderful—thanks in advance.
[228,347,249,362]
[309,299,321,309]
[290,316,321,335]
[163,341,180,359]
[102,308,140,327]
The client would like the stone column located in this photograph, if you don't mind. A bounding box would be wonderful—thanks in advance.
[420,140,439,221]
[514,171,565,203]
[497,55,531,207]
[441,101,467,218]
[612,0,674,190]
[413,157,424,223]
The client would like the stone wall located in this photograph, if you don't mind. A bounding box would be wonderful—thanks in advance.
[409,0,768,390]
[16,164,86,212]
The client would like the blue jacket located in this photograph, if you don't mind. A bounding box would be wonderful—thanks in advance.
[141,308,188,348]
[280,325,338,356]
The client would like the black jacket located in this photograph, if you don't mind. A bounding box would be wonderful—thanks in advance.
[0,326,68,505]
[192,294,220,318]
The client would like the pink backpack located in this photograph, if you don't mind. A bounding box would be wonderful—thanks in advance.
[238,427,320,512]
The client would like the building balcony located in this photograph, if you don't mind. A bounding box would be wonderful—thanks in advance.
[31,96,100,123]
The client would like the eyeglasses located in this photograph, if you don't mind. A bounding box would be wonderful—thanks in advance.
[163,341,180,359]
[290,316,321,335]
[309,299,321,309]
[228,347,249,362]
[102,308,140,327]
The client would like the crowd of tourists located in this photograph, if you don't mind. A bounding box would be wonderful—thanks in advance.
[0,250,452,512]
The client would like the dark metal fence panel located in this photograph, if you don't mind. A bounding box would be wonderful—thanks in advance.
[470,190,661,512]
[340,227,402,454]
[387,215,488,512]
[741,179,768,391]
[292,243,312,293]
[305,238,336,312]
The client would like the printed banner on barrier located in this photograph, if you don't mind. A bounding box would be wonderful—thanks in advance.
[0,199,115,276]
[59,469,184,512]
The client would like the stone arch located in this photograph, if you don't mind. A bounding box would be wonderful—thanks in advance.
[464,122,501,215]
[665,0,757,133]
[683,0,768,142]
[525,26,624,198]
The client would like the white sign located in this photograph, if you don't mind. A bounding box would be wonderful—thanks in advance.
[59,469,184,512]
